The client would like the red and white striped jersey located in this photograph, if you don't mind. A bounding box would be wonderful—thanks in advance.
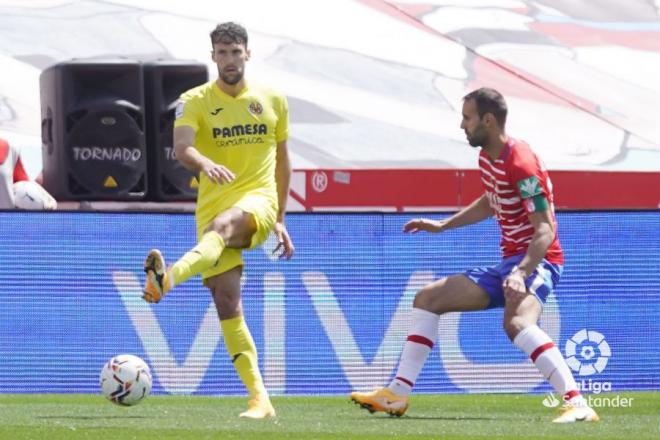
[478,138,564,264]
[0,138,29,209]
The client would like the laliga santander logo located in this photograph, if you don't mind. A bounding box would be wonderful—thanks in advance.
[565,329,612,394]
[544,329,614,408]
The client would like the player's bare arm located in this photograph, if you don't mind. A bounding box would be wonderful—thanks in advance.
[502,209,555,301]
[173,125,235,185]
[403,194,493,234]
[273,139,294,259]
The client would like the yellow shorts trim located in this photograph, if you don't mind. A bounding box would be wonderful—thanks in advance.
[197,192,277,280]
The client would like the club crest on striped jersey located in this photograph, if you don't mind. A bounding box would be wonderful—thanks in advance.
[517,176,542,199]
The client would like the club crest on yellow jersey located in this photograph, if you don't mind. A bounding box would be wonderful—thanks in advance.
[248,101,263,115]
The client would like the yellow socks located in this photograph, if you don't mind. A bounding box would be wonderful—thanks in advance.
[169,233,267,399]
[221,315,267,398]
[169,231,225,287]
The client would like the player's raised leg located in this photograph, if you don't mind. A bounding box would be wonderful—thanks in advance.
[505,293,598,423]
[207,265,275,419]
[351,274,490,416]
[142,208,252,303]
[142,230,225,303]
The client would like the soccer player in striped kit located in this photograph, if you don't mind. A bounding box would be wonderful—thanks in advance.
[351,88,598,423]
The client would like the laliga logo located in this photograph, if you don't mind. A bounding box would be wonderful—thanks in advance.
[543,329,613,407]
[545,330,632,408]
[565,329,612,394]
[565,329,611,376]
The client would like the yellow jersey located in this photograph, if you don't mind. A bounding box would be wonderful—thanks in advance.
[174,80,289,228]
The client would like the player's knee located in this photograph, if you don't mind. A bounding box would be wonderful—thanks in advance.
[211,288,241,316]
[206,217,233,240]
[503,316,529,341]
[412,289,429,310]
[413,280,449,314]
[206,215,254,248]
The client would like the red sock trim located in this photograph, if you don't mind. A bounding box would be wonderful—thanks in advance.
[564,390,581,401]
[407,334,434,348]
[395,376,414,387]
[530,342,555,362]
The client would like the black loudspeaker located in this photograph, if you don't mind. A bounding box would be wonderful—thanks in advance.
[40,59,147,200]
[144,60,208,201]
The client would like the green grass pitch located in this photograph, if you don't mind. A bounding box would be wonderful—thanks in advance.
[0,392,658,439]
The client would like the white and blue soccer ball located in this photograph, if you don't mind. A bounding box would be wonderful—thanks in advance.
[99,354,152,406]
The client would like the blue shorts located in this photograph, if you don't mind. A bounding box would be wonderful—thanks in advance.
[464,254,563,309]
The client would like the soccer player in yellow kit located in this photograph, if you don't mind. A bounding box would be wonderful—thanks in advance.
[142,22,294,419]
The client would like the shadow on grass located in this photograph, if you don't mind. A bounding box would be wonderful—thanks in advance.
[38,415,151,420]
[397,416,501,421]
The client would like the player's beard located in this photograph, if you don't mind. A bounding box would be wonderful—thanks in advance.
[465,122,488,148]
[219,68,244,85]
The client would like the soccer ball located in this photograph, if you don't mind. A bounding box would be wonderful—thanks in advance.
[99,354,152,406]
[12,180,57,210]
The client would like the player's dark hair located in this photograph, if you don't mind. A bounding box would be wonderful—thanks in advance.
[210,22,248,47]
[463,87,507,127]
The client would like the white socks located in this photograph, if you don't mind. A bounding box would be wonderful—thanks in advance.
[389,314,584,404]
[388,308,439,396]
[514,325,584,404]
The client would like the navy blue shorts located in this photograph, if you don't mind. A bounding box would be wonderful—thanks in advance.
[464,254,563,309]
